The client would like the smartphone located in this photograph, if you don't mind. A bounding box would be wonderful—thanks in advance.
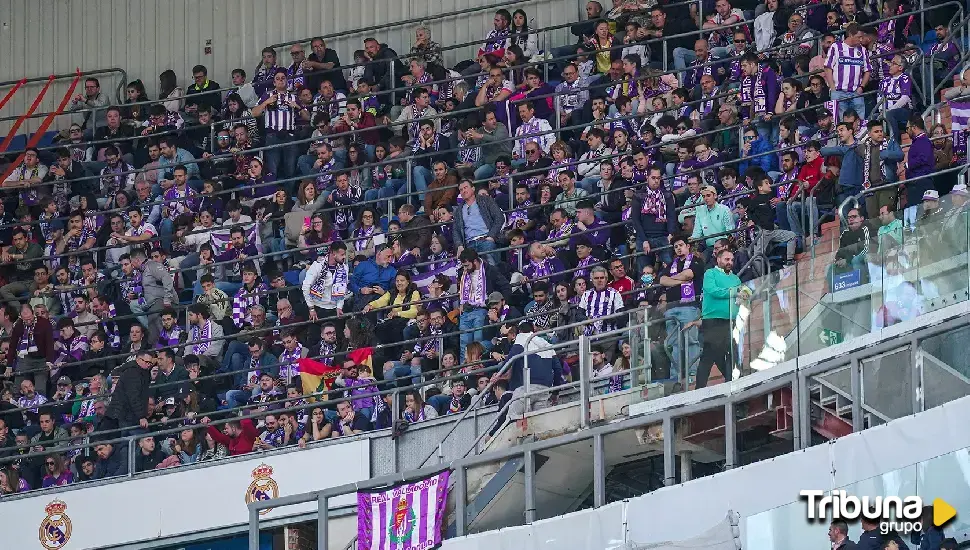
[303,217,311,230]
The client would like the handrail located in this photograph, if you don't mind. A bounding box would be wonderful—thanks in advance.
[0,68,128,106]
[262,0,544,53]
[447,316,672,466]
[0,306,644,479]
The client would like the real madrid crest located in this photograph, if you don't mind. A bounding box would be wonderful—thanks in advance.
[39,499,72,550]
[246,463,279,515]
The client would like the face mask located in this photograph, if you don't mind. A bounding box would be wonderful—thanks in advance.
[641,273,654,285]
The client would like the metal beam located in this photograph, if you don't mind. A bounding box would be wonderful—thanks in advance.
[850,357,863,432]
[318,494,329,550]
[663,415,675,486]
[724,401,737,470]
[455,466,468,536]
[592,434,606,507]
[524,450,536,524]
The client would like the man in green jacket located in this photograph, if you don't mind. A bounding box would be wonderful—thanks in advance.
[697,248,745,389]
[691,185,736,254]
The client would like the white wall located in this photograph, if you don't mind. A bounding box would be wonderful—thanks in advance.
[0,439,369,550]
[440,394,970,550]
[0,0,580,134]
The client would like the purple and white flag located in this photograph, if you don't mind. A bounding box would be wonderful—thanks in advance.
[209,223,263,256]
[950,101,970,161]
[412,260,459,290]
[357,469,451,550]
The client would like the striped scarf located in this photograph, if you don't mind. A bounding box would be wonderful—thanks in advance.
[641,187,668,222]
[191,319,212,356]
[459,262,487,307]
[231,283,267,328]
[278,343,304,383]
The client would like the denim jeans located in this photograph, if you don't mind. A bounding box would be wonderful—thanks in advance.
[459,307,487,363]
[264,132,299,179]
[664,305,700,382]
[638,236,673,271]
[222,341,250,373]
[577,176,601,194]
[382,361,421,386]
[474,163,496,182]
[297,153,316,177]
[411,165,432,205]
[427,394,452,415]
[787,197,818,237]
[884,107,910,142]
[226,388,257,410]
[467,238,497,266]
[159,218,174,251]
[831,90,866,120]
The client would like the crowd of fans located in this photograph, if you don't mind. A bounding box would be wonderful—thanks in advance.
[0,0,964,498]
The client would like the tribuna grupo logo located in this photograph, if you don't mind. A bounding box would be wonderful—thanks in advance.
[800,490,956,535]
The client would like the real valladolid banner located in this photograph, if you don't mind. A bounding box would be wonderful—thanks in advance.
[357,470,451,550]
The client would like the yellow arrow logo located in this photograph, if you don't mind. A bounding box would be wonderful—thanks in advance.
[934,498,957,527]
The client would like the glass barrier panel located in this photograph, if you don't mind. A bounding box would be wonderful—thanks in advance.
[860,346,914,426]
[919,327,970,410]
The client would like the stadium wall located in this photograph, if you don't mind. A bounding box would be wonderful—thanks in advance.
[0,438,369,549]
[440,394,970,550]
[0,0,579,133]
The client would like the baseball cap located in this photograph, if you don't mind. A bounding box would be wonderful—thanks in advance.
[163,397,176,406]
[952,184,969,197]
[678,208,696,225]
[487,291,505,305]
[56,376,72,386]
[923,189,940,201]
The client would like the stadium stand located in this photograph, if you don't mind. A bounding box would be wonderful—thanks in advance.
[0,0,969,548]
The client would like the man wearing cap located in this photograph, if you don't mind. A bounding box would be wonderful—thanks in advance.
[572,237,598,279]
[917,190,945,246]
[810,108,836,146]
[484,291,522,344]
[942,184,970,251]
[692,185,736,259]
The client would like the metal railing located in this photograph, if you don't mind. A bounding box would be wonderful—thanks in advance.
[247,306,970,549]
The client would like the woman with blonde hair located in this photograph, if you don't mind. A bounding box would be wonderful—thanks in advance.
[546,140,575,183]
[42,454,74,487]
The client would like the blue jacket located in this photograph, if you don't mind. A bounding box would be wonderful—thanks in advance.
[233,351,279,389]
[821,141,864,194]
[505,334,564,390]
[738,136,777,175]
[350,259,397,294]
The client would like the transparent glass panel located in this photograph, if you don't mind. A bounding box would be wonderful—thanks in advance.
[861,347,914,424]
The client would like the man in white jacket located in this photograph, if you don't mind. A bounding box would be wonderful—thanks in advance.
[302,241,350,325]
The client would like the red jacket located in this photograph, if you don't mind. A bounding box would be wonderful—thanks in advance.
[207,418,258,456]
[333,113,379,145]
[7,318,56,368]
[791,156,825,198]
